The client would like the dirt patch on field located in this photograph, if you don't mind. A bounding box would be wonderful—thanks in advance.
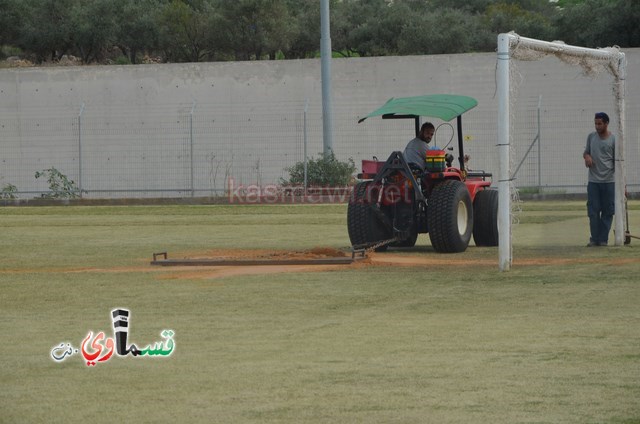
[155,247,356,280]
[151,248,640,280]
[185,247,349,260]
[2,247,638,280]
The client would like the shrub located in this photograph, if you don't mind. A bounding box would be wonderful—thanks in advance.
[35,167,84,199]
[1,183,18,199]
[282,151,356,187]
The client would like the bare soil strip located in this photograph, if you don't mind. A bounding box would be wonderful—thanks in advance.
[2,247,638,280]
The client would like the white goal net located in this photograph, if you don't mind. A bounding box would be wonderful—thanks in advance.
[497,32,627,271]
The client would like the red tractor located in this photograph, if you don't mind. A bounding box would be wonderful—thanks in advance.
[348,94,499,253]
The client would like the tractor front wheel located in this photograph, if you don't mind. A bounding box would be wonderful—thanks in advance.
[427,180,473,253]
[347,181,393,251]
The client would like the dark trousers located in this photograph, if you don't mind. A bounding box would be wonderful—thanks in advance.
[587,181,615,244]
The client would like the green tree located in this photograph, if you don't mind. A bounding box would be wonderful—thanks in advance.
[554,0,640,48]
[397,8,492,55]
[615,0,640,47]
[18,0,76,62]
[3,0,638,64]
[283,0,320,59]
[0,0,24,49]
[330,0,395,57]
[157,0,215,62]
[216,0,296,60]
[426,0,492,13]
[114,0,163,64]
[555,0,585,7]
[346,0,413,57]
[70,0,120,63]
[483,2,554,42]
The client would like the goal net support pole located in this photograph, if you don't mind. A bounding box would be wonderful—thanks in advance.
[497,33,627,271]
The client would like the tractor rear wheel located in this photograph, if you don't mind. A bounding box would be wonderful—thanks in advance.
[473,189,499,246]
[427,180,473,253]
[347,181,393,251]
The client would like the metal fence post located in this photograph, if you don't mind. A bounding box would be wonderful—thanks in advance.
[78,103,85,196]
[304,99,309,194]
[190,100,196,197]
[537,95,542,190]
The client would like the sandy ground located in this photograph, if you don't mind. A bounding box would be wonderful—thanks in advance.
[3,247,639,280]
[153,247,369,280]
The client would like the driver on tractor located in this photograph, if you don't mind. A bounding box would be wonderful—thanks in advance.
[403,122,434,172]
[403,122,457,171]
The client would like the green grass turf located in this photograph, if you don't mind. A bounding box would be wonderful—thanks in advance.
[1,201,639,423]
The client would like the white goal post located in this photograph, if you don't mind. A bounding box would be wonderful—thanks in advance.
[497,32,627,271]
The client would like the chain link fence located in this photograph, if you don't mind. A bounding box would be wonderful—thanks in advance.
[1,60,638,201]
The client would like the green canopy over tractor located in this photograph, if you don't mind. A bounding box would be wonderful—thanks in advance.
[358,94,478,123]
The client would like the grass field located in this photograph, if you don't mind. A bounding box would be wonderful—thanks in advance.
[1,201,640,423]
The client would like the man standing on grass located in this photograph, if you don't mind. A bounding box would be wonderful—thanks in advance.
[583,112,615,247]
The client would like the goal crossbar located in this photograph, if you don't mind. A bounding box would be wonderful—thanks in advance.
[497,32,627,271]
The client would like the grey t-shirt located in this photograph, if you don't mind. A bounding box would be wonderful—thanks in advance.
[584,132,615,183]
[403,137,428,170]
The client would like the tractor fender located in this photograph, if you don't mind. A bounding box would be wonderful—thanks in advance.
[465,180,492,203]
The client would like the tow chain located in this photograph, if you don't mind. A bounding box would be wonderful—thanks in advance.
[351,237,399,259]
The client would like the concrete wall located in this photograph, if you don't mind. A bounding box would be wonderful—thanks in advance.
[1,48,638,198]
